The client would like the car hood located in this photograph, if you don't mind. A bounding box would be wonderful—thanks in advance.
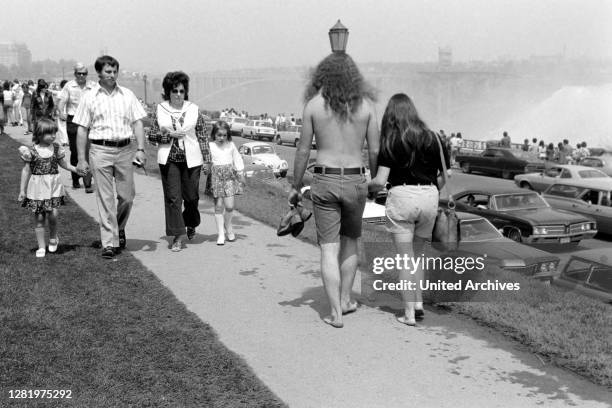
[503,207,591,224]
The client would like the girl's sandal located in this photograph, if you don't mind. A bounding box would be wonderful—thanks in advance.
[48,237,59,253]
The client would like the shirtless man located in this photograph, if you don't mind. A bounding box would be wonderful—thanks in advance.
[289,52,380,328]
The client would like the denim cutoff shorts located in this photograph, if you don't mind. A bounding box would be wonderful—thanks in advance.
[385,185,439,238]
[310,173,368,244]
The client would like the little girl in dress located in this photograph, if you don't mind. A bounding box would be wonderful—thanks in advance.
[18,118,79,257]
[208,121,245,245]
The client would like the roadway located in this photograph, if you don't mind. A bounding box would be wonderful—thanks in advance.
[231,134,612,265]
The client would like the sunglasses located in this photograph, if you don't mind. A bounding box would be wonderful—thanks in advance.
[171,89,185,94]
[75,72,88,76]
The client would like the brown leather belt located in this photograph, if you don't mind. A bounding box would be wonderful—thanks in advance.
[313,166,365,175]
[90,139,131,147]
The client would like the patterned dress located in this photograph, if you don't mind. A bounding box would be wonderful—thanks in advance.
[209,142,244,198]
[20,143,66,213]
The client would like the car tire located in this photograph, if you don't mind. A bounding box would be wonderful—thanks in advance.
[461,162,470,173]
[276,135,282,145]
[502,170,512,179]
[280,170,287,178]
[520,181,533,190]
[294,139,298,147]
[506,228,522,242]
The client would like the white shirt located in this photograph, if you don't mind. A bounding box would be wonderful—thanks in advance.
[209,141,244,171]
[73,83,147,141]
[154,101,204,168]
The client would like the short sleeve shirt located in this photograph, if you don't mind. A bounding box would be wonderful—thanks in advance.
[72,84,147,141]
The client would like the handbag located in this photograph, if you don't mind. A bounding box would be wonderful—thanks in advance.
[432,133,459,251]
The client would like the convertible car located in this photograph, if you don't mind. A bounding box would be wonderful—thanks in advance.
[514,164,608,192]
[440,186,597,244]
[359,202,560,281]
[542,179,612,235]
[456,147,545,179]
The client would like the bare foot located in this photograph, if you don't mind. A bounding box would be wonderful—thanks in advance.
[397,315,416,326]
[323,316,344,328]
[342,300,359,315]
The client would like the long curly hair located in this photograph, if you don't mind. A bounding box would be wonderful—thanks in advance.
[303,53,376,122]
[380,93,435,168]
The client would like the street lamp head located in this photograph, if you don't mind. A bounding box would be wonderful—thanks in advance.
[329,20,349,53]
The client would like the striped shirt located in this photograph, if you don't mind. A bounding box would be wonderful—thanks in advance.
[72,84,147,141]
[58,80,96,115]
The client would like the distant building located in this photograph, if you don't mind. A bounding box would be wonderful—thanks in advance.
[0,42,32,69]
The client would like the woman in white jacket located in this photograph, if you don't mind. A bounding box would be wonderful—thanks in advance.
[148,71,211,252]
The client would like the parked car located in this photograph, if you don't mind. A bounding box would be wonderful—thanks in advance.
[580,153,612,176]
[542,179,612,235]
[357,201,560,281]
[241,120,276,141]
[237,142,288,178]
[440,186,597,244]
[456,147,545,179]
[514,164,608,192]
[275,124,316,148]
[223,117,249,136]
[553,249,612,303]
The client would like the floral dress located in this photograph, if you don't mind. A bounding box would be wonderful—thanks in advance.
[19,143,66,213]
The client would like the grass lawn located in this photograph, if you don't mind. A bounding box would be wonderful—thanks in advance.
[0,136,286,407]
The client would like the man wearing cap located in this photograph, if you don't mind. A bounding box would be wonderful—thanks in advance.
[58,62,95,192]
[289,52,379,328]
[73,55,147,259]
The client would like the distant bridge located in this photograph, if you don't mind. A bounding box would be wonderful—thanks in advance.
[144,68,516,119]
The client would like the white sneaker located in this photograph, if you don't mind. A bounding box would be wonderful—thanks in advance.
[48,237,59,253]
[36,248,46,258]
[217,235,225,246]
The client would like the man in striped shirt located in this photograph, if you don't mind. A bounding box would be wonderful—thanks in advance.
[73,55,147,259]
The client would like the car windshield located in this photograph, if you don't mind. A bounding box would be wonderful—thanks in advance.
[252,145,274,155]
[578,169,607,178]
[460,218,503,242]
[494,193,548,210]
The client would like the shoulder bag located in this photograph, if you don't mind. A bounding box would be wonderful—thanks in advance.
[432,133,459,251]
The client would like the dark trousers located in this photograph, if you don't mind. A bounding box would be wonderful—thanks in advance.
[67,115,91,187]
[159,161,202,237]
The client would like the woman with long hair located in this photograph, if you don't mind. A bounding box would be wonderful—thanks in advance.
[30,79,55,130]
[369,93,450,326]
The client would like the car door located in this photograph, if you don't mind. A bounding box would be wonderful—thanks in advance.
[476,150,499,174]
[590,190,612,234]
[532,167,561,191]
[563,188,602,222]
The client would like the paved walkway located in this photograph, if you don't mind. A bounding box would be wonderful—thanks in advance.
[8,128,612,408]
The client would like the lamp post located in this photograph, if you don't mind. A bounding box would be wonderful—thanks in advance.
[142,74,148,105]
[328,20,349,53]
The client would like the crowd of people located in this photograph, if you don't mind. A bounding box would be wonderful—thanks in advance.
[10,51,602,330]
[219,107,301,129]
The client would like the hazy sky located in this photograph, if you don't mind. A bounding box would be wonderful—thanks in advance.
[2,0,611,73]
